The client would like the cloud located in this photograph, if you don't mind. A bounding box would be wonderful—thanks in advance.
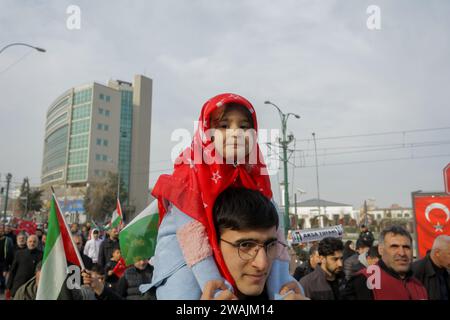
[1,0,449,208]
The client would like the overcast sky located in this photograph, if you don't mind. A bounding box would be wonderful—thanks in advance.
[1,0,449,209]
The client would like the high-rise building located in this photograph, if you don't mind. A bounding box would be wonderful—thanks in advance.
[41,75,152,216]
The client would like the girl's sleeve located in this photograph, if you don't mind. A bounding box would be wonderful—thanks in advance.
[172,205,229,293]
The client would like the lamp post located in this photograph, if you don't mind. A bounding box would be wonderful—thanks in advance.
[264,100,300,237]
[0,43,46,55]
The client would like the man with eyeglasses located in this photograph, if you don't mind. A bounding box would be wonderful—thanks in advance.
[200,187,308,300]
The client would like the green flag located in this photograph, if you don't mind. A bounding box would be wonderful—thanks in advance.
[119,200,159,265]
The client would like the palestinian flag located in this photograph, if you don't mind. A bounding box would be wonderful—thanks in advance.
[109,198,123,229]
[119,200,159,265]
[36,194,85,300]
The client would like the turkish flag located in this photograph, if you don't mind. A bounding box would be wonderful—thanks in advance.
[413,194,450,258]
[112,257,127,278]
[16,219,37,235]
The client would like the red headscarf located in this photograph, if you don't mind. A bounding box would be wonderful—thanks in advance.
[152,93,273,288]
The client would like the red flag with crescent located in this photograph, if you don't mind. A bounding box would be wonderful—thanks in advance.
[413,193,450,258]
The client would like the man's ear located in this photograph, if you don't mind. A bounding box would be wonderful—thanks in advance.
[378,244,383,257]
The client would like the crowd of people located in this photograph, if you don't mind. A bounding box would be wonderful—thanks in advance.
[1,190,449,301]
[0,221,154,300]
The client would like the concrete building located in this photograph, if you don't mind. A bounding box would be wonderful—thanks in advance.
[41,75,152,216]
[290,198,356,229]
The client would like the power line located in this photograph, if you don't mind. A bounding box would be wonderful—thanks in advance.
[293,140,450,158]
[295,153,450,168]
[295,126,450,142]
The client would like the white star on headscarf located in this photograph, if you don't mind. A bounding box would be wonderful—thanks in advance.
[211,171,222,184]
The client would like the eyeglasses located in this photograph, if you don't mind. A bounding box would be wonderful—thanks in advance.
[220,238,286,261]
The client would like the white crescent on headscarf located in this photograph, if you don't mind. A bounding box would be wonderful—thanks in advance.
[424,203,450,223]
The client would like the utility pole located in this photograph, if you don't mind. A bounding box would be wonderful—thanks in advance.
[312,133,323,228]
[265,101,300,237]
[3,173,12,223]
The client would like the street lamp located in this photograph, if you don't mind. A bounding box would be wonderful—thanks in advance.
[264,100,300,236]
[0,43,46,55]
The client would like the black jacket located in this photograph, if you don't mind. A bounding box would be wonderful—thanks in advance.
[293,261,315,281]
[98,238,120,267]
[299,266,344,300]
[6,248,42,297]
[117,265,153,300]
[0,236,14,271]
[412,253,450,300]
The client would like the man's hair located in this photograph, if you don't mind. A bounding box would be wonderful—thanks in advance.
[379,225,412,245]
[356,236,373,250]
[318,237,344,257]
[367,245,381,259]
[90,264,105,276]
[213,187,278,235]
[309,244,319,256]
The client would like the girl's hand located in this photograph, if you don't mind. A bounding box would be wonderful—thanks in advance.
[201,280,238,300]
[279,281,310,300]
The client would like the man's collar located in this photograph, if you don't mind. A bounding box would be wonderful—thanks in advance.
[379,259,413,280]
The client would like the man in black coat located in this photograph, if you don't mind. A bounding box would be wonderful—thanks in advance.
[0,224,15,293]
[6,234,42,297]
[299,237,345,300]
[293,244,320,281]
[98,227,120,267]
[412,235,450,300]
[117,259,153,300]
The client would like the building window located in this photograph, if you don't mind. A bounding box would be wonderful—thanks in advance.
[103,139,108,146]
[97,123,102,130]
[105,110,111,117]
[96,138,102,146]
[102,154,108,161]
[104,124,109,131]
[106,95,110,102]
[99,108,104,115]
[100,93,104,100]
[95,154,101,161]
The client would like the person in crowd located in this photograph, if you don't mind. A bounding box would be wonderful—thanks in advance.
[118,258,153,299]
[344,237,375,280]
[299,237,345,300]
[80,225,90,244]
[344,225,428,300]
[73,234,94,270]
[4,224,17,245]
[13,261,41,300]
[83,228,102,264]
[343,240,356,261]
[0,224,14,294]
[293,244,320,281]
[350,245,381,275]
[105,248,122,290]
[14,232,28,251]
[35,228,44,252]
[81,264,124,300]
[200,187,308,300]
[6,235,43,298]
[70,223,80,236]
[412,235,450,300]
[98,227,120,267]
